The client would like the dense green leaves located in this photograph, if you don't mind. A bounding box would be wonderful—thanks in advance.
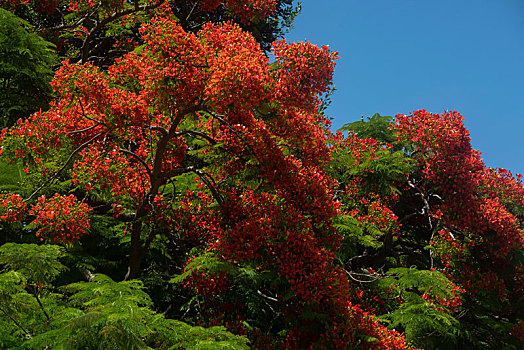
[0,243,66,283]
[0,9,57,127]
[0,244,250,349]
[339,113,397,146]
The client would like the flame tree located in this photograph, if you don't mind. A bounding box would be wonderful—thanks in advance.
[0,0,523,349]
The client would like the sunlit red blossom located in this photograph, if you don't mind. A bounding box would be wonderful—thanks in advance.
[347,195,400,238]
[0,13,411,348]
[200,0,276,23]
[395,110,482,228]
[271,40,339,112]
[138,17,208,114]
[71,144,151,205]
[200,22,269,118]
[481,167,524,207]
[0,193,27,223]
[478,197,524,256]
[394,109,524,314]
[29,194,92,244]
[339,133,381,163]
[265,109,333,168]
[52,61,151,134]
[183,187,409,348]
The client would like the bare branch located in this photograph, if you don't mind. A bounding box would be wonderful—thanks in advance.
[147,125,169,137]
[33,287,50,321]
[344,268,386,283]
[44,4,100,32]
[78,97,107,127]
[257,289,278,303]
[0,306,30,337]
[185,0,199,21]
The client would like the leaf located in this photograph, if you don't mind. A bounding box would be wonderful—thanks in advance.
[0,243,67,283]
[171,252,236,284]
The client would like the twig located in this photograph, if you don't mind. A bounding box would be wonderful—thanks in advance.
[209,112,261,163]
[25,132,103,202]
[0,305,30,337]
[344,268,385,283]
[118,148,153,180]
[193,169,224,205]
[81,0,166,62]
[34,289,50,321]
[173,130,216,145]
[67,124,99,135]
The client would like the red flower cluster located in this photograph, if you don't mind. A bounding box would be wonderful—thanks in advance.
[0,193,27,223]
[0,15,409,348]
[200,0,276,24]
[29,194,92,244]
[395,110,524,333]
[347,196,400,238]
[71,145,151,205]
[272,40,339,113]
[420,283,464,313]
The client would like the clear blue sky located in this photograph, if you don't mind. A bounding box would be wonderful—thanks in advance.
[286,0,524,175]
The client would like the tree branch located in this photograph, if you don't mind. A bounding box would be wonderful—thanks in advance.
[67,123,99,135]
[26,132,103,202]
[81,0,166,63]
[118,148,153,180]
[209,112,261,163]
[146,125,169,137]
[193,169,224,206]
[0,305,30,336]
[78,97,107,127]
[173,130,217,145]
[33,287,50,321]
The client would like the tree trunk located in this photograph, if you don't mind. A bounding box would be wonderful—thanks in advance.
[126,220,145,280]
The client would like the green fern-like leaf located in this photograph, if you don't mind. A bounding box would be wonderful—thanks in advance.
[382,267,455,300]
[171,251,236,285]
[0,243,67,283]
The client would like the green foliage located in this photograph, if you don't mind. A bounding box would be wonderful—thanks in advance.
[25,273,154,349]
[331,115,413,197]
[330,148,412,197]
[377,267,461,348]
[0,161,24,193]
[171,251,236,285]
[381,267,456,299]
[0,9,58,127]
[0,243,249,349]
[379,292,459,349]
[333,214,381,262]
[0,243,67,283]
[150,320,250,349]
[339,113,397,146]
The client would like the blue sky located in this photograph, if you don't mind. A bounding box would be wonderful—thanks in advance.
[286,0,524,175]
